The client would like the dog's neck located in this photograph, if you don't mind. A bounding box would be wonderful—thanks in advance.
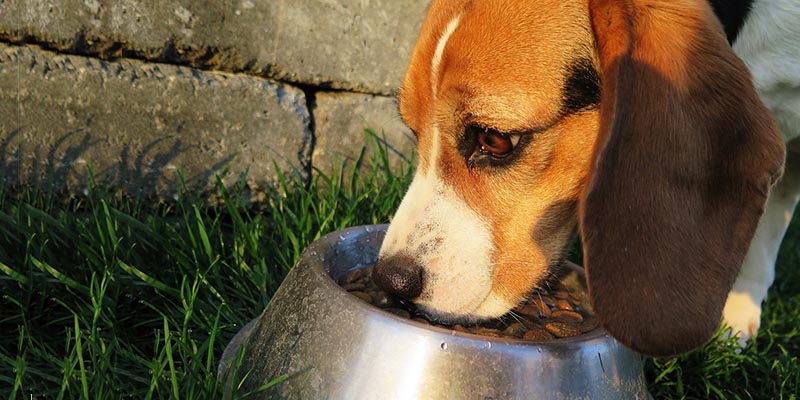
[708,0,755,43]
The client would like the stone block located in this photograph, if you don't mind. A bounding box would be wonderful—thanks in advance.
[0,42,311,197]
[1,0,430,95]
[312,91,415,179]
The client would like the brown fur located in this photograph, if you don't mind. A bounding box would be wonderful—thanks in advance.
[583,0,785,356]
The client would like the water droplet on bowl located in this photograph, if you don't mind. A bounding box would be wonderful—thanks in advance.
[441,342,448,350]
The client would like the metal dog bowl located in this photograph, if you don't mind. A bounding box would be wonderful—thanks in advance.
[220,225,650,399]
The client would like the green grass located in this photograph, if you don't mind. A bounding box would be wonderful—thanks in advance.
[1,129,798,399]
[0,130,412,399]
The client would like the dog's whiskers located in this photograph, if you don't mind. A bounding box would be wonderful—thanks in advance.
[506,310,525,325]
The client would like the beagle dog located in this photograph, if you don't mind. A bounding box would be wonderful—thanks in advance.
[373,0,799,356]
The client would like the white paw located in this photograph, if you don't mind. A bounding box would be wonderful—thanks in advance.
[721,291,763,349]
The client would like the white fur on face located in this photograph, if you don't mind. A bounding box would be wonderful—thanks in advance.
[379,14,516,321]
[379,124,508,319]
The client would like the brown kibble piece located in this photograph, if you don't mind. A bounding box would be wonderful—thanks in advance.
[537,295,557,306]
[552,290,570,300]
[502,323,528,338]
[514,304,544,318]
[471,327,502,337]
[342,282,367,292]
[523,328,554,341]
[545,322,582,338]
[343,269,364,284]
[528,299,552,317]
[351,291,372,303]
[551,310,584,324]
[555,299,575,311]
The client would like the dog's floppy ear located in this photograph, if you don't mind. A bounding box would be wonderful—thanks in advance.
[580,0,785,356]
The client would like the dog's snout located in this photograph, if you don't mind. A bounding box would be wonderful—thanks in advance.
[373,255,423,300]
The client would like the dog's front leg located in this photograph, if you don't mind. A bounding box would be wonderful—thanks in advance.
[723,151,800,348]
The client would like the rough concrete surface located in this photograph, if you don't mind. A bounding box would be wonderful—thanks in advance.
[312,91,415,177]
[1,42,311,196]
[1,0,429,95]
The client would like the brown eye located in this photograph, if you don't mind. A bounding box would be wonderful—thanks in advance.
[477,129,519,158]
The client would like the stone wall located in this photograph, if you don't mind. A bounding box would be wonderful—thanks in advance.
[0,0,428,196]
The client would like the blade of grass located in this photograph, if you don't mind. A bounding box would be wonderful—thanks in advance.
[31,256,89,293]
[73,315,90,400]
[118,260,180,297]
[163,317,180,399]
[0,260,30,285]
[193,205,215,262]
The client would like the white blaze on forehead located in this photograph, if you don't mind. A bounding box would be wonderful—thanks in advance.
[426,15,461,174]
[431,15,462,101]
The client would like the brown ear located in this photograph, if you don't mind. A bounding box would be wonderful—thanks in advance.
[581,0,785,356]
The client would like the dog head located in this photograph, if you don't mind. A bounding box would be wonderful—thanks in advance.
[373,0,785,356]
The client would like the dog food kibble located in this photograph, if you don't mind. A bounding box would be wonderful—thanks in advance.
[337,266,598,341]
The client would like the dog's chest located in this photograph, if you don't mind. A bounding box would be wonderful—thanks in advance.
[732,0,800,150]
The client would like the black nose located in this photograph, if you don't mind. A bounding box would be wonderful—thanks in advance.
[372,255,423,299]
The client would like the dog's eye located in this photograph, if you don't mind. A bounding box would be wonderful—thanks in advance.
[477,128,520,158]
